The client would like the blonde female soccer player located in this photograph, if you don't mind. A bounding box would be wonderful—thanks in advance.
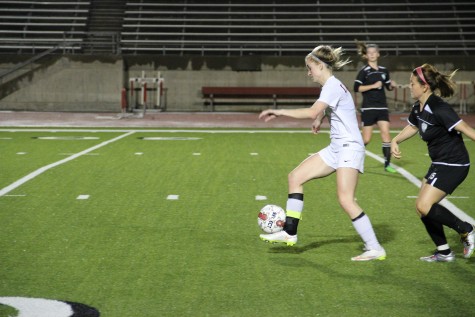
[258,45,386,261]
[391,64,475,262]
[354,41,397,173]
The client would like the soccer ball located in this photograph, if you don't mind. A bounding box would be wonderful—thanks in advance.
[258,204,286,233]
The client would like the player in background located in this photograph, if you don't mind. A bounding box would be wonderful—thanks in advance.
[258,45,386,261]
[354,41,398,173]
[391,64,475,262]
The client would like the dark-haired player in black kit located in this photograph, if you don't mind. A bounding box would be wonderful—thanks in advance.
[391,63,475,262]
[354,41,397,173]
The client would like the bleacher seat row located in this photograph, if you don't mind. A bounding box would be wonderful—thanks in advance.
[0,0,473,56]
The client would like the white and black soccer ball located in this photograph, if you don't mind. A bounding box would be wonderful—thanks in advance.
[257,204,286,233]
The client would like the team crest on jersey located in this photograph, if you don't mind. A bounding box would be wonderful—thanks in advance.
[421,122,428,133]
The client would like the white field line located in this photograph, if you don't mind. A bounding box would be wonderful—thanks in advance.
[0,131,135,197]
[365,150,475,225]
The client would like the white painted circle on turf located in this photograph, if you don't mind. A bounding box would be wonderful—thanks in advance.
[0,297,72,317]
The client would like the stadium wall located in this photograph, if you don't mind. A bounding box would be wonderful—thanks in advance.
[0,55,473,113]
[0,55,123,112]
[126,55,475,113]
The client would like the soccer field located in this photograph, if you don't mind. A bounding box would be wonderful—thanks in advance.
[1,128,474,317]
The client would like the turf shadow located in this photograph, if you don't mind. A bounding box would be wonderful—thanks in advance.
[266,223,396,254]
[267,236,357,254]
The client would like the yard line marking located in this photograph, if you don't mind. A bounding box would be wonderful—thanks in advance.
[250,153,259,156]
[366,150,475,225]
[255,195,267,201]
[140,137,202,140]
[59,153,99,156]
[134,152,144,155]
[193,153,201,156]
[34,136,100,140]
[77,195,90,200]
[0,132,135,197]
[16,152,27,155]
[167,195,179,200]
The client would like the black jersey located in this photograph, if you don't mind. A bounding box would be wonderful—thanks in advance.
[408,94,469,166]
[354,65,392,110]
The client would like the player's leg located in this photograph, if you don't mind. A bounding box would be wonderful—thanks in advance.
[377,119,396,173]
[286,153,335,232]
[360,110,374,146]
[335,167,386,261]
[417,177,474,260]
[416,180,453,261]
[260,153,334,245]
[361,125,373,146]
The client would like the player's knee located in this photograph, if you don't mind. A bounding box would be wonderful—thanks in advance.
[337,196,354,212]
[415,200,431,216]
[288,171,300,188]
[363,136,371,145]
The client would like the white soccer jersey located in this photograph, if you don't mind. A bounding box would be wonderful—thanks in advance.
[318,76,364,147]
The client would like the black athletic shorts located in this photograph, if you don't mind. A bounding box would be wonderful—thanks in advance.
[360,109,390,126]
[424,164,470,194]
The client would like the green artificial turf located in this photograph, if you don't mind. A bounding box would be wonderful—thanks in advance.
[0,128,474,317]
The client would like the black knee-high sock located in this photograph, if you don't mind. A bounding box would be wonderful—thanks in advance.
[425,203,473,234]
[382,142,391,167]
[421,216,448,249]
[284,193,303,235]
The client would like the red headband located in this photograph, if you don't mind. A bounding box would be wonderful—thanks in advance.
[415,67,428,86]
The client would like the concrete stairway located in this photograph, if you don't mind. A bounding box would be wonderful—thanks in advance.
[84,0,127,54]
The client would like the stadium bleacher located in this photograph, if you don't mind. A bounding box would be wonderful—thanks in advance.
[120,0,475,56]
[0,0,90,54]
[0,1,473,56]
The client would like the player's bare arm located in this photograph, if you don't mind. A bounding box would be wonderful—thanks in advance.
[259,101,326,122]
[358,81,383,93]
[310,101,329,133]
[454,121,475,141]
[391,125,418,159]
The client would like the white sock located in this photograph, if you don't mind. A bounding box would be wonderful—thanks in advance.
[437,244,450,251]
[286,198,303,212]
[352,213,383,251]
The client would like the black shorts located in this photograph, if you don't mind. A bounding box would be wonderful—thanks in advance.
[360,109,390,126]
[424,164,470,194]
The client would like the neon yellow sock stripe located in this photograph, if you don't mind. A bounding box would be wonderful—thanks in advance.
[286,209,302,220]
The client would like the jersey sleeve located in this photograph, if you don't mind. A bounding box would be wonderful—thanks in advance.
[384,69,392,90]
[353,68,365,92]
[318,80,341,109]
[407,104,418,126]
[434,104,462,131]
